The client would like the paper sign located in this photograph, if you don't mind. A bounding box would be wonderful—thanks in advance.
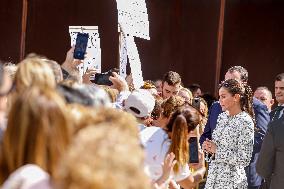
[116,0,150,40]
[69,26,101,77]
[119,32,128,78]
[125,36,144,89]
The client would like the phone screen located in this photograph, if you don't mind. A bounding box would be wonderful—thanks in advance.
[189,137,199,163]
[74,33,89,60]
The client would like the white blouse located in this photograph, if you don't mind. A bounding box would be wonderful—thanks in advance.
[140,127,190,182]
[205,111,254,189]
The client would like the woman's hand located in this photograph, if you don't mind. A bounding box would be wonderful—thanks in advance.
[161,153,177,181]
[109,72,129,92]
[61,46,82,72]
[82,69,97,84]
[155,153,177,188]
[202,138,217,154]
[189,149,205,170]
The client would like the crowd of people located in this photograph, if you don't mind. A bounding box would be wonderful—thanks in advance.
[0,46,283,189]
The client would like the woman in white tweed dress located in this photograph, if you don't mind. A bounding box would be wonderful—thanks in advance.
[203,79,254,189]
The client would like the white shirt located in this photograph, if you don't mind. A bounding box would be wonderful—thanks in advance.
[2,164,51,189]
[140,127,190,182]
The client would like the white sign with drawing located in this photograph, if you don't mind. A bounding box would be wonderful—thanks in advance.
[69,26,101,77]
[116,0,150,40]
[116,0,150,88]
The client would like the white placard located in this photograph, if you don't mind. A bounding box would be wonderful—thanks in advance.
[116,0,150,40]
[69,26,101,77]
[125,36,144,89]
[119,32,128,78]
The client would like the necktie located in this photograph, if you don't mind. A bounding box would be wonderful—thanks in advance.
[272,106,284,121]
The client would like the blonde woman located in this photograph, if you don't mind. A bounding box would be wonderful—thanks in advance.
[14,57,56,93]
[0,86,71,185]
[56,124,151,189]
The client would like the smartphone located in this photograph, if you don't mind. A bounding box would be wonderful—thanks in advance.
[73,33,89,60]
[189,137,199,163]
[92,72,113,86]
[192,98,201,111]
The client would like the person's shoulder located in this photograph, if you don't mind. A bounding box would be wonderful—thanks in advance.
[140,126,164,138]
[209,101,222,114]
[239,112,254,128]
[141,126,161,132]
[216,112,228,124]
[218,111,227,119]
[269,116,284,130]
[140,127,167,146]
[211,101,221,109]
[2,164,51,189]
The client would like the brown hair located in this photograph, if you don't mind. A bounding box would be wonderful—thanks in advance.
[162,95,186,118]
[166,106,201,172]
[162,71,181,86]
[151,95,164,120]
[141,80,156,89]
[219,79,255,121]
[0,87,71,184]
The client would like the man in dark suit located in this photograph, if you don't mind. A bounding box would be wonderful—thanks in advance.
[269,73,284,122]
[256,116,284,189]
[200,66,270,189]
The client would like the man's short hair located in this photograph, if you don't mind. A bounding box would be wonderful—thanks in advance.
[228,66,248,82]
[162,71,181,86]
[255,86,273,99]
[189,83,201,93]
[275,73,284,81]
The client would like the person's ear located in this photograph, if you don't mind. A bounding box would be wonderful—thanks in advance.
[234,94,241,102]
[270,99,275,106]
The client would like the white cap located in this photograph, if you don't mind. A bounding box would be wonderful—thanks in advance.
[124,89,155,118]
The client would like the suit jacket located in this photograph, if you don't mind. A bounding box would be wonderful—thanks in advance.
[256,116,284,189]
[200,97,270,186]
[199,101,222,144]
[269,106,284,121]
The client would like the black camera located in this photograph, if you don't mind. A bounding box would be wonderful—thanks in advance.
[91,68,119,86]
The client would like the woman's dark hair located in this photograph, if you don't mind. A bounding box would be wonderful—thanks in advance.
[219,79,255,122]
[166,106,201,172]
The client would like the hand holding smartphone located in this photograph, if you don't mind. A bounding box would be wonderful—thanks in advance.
[73,33,89,60]
[92,72,113,86]
[189,137,199,163]
[91,68,119,86]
